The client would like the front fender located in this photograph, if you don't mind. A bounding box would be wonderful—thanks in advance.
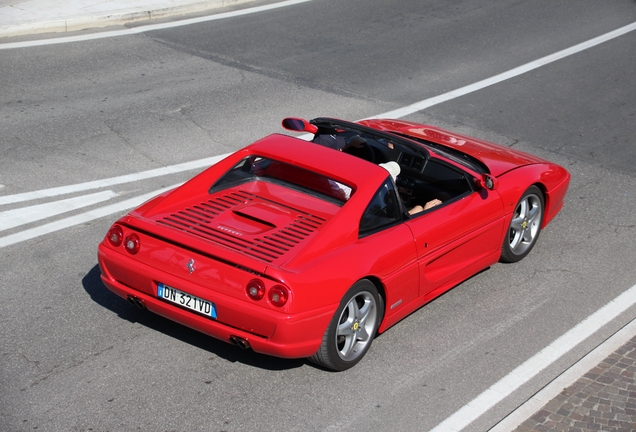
[496,163,570,228]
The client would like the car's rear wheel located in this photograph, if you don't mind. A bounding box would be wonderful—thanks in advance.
[500,185,544,263]
[309,280,383,371]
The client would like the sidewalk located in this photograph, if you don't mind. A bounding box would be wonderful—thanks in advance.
[0,0,255,38]
[513,335,636,432]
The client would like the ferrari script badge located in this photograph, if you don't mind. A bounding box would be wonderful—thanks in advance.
[186,258,196,274]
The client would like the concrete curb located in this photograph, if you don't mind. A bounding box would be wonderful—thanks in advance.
[0,0,255,38]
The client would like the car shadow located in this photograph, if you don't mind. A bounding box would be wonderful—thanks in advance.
[82,264,306,371]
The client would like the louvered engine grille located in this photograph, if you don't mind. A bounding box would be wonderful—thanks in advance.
[156,191,326,263]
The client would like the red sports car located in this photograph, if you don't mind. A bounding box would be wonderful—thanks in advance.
[98,117,570,371]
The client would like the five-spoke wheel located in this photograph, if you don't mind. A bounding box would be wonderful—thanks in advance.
[500,185,544,263]
[310,280,383,371]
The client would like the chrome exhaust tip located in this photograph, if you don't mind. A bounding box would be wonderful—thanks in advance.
[126,295,145,309]
[229,335,251,350]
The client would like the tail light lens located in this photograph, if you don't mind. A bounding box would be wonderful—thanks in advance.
[268,285,289,307]
[246,280,290,307]
[246,279,265,301]
[124,233,140,254]
[107,225,124,247]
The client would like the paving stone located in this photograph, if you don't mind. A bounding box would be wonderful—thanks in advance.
[513,336,636,432]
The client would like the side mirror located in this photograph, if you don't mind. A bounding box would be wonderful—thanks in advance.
[477,174,498,190]
[282,117,318,134]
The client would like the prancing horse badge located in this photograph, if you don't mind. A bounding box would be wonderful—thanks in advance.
[186,258,195,274]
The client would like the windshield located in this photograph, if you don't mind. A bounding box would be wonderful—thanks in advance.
[392,132,488,174]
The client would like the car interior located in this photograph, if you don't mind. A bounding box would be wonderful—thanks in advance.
[311,125,475,214]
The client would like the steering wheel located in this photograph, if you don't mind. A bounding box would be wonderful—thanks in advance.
[344,140,375,163]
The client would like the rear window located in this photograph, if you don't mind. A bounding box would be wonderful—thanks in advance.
[211,156,354,204]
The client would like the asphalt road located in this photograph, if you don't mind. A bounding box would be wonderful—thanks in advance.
[1,1,635,431]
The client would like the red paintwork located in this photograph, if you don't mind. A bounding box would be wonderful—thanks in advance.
[98,119,570,359]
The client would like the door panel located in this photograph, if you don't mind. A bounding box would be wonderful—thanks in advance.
[406,188,505,297]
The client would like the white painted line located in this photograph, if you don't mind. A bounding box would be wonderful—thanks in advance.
[490,316,636,431]
[430,283,636,432]
[0,190,117,232]
[365,21,636,120]
[0,184,179,248]
[0,154,227,206]
[0,0,313,50]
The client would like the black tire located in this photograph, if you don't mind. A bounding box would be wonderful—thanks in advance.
[500,185,544,263]
[309,279,383,371]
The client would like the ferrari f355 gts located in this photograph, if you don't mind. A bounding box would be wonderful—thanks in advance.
[98,117,570,370]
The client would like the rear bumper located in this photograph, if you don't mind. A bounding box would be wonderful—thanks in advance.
[98,244,335,359]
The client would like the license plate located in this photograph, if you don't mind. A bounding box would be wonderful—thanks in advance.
[157,283,217,319]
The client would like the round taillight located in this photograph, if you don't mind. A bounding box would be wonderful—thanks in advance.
[246,279,265,301]
[268,285,289,307]
[124,233,140,254]
[107,225,124,247]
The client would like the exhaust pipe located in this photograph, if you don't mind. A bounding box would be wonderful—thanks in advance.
[229,335,251,350]
[127,295,146,309]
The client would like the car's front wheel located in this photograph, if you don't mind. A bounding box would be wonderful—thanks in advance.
[309,280,383,371]
[500,185,544,263]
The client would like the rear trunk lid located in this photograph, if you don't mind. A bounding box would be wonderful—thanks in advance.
[131,182,340,269]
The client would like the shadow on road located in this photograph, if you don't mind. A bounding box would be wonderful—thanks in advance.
[81,264,306,371]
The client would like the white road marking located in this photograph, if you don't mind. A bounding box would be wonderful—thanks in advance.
[364,21,636,120]
[0,0,313,50]
[0,190,117,232]
[0,154,227,206]
[430,283,636,432]
[0,184,178,248]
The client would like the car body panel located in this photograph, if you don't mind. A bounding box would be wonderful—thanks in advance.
[406,187,505,297]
